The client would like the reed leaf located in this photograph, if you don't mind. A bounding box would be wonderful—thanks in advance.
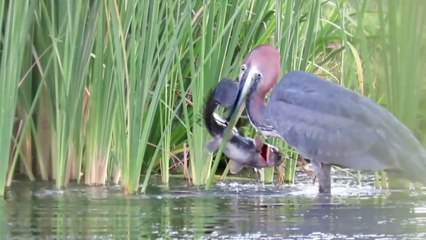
[0,0,34,196]
[109,0,191,193]
[2,0,421,196]
[377,0,426,187]
[46,1,101,188]
[83,1,117,185]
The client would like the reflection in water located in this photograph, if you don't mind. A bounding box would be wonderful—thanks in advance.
[1,200,8,239]
[3,180,426,239]
[298,195,415,237]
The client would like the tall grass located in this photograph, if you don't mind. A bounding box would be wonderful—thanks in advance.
[39,0,100,188]
[109,0,191,193]
[0,1,35,197]
[83,2,116,185]
[377,0,426,187]
[184,0,282,186]
[1,0,424,197]
[378,0,426,131]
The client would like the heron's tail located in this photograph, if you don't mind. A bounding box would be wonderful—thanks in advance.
[392,146,426,186]
[410,149,426,185]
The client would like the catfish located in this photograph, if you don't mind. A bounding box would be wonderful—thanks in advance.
[203,78,282,174]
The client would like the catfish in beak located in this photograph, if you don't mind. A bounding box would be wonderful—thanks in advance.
[203,78,282,174]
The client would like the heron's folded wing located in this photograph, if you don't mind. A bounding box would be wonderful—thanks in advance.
[266,70,424,174]
[266,71,387,166]
[266,99,380,162]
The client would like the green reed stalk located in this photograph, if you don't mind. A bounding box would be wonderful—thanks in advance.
[159,74,177,184]
[261,167,275,184]
[109,0,190,193]
[48,1,100,188]
[378,0,425,129]
[188,0,252,186]
[157,1,191,184]
[26,0,102,188]
[0,1,34,196]
[14,30,36,182]
[32,2,58,181]
[377,0,426,188]
[83,2,117,185]
[6,47,57,187]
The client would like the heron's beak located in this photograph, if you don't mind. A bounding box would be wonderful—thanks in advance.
[227,66,256,122]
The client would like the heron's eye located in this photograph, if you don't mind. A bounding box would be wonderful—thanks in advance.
[255,73,262,80]
[240,65,247,72]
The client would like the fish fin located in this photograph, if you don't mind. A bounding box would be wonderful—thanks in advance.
[253,136,264,152]
[230,160,245,174]
[206,137,221,152]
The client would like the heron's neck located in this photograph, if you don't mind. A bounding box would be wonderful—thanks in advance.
[246,93,275,136]
[247,93,266,124]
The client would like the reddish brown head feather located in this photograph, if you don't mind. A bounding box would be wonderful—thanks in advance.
[243,44,281,97]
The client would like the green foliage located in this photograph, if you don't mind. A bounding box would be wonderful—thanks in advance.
[0,1,35,197]
[0,0,425,197]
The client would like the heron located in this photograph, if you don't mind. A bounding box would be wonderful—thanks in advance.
[204,78,282,174]
[227,44,426,193]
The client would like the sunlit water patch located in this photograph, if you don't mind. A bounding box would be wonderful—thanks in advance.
[2,177,426,239]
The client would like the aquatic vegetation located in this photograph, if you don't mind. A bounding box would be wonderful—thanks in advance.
[0,0,425,197]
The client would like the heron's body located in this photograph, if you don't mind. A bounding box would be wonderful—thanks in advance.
[204,79,282,174]
[228,44,426,193]
[259,71,426,185]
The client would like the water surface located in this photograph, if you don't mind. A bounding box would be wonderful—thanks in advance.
[3,174,426,239]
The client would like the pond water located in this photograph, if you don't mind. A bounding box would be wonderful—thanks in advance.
[2,173,426,239]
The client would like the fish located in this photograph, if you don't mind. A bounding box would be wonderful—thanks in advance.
[203,78,282,174]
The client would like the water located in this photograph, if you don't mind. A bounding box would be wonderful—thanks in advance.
[2,175,426,239]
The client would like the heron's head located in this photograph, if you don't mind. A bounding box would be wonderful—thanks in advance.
[227,44,280,121]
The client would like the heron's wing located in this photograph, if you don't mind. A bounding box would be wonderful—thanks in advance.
[266,71,392,168]
[266,100,379,162]
[270,71,383,127]
[267,71,426,181]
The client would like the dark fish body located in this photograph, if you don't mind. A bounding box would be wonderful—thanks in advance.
[204,79,281,174]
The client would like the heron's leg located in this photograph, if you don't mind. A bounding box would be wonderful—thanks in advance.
[311,160,331,193]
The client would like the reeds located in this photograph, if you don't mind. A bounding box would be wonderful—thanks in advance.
[377,0,426,187]
[0,1,35,196]
[1,0,424,197]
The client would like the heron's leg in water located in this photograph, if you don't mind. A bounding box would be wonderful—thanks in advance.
[311,160,331,193]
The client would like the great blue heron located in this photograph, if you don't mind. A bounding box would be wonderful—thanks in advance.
[204,78,281,174]
[227,44,426,193]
